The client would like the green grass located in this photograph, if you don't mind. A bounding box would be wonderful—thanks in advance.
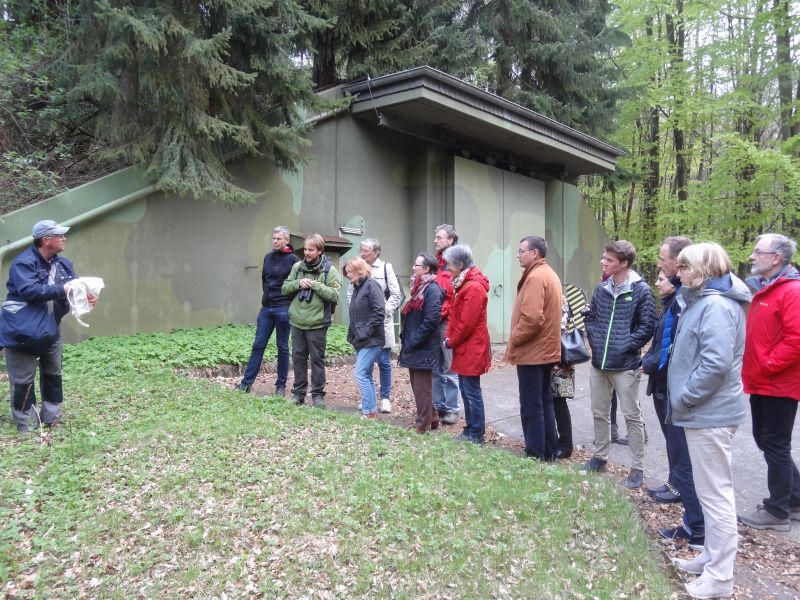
[0,325,674,598]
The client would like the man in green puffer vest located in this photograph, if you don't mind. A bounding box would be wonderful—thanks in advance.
[282,234,340,407]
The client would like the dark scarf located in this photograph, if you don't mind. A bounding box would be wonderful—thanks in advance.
[402,273,436,315]
[302,254,329,274]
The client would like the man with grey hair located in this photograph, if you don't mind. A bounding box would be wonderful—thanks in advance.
[504,235,562,460]
[0,220,86,432]
[346,238,402,413]
[738,233,800,531]
[432,224,460,424]
[238,226,299,396]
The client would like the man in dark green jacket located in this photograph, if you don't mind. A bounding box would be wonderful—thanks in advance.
[281,234,340,406]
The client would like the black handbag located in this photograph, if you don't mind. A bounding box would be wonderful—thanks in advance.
[561,303,590,365]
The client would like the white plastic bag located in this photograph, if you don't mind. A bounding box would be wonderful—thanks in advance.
[66,277,105,327]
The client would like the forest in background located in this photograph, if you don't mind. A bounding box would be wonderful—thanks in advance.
[1,0,798,271]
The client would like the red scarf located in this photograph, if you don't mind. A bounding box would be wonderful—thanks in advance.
[402,273,436,315]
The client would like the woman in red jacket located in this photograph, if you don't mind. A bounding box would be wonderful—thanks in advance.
[442,244,491,444]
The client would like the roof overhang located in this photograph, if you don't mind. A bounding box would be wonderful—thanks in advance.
[342,67,623,178]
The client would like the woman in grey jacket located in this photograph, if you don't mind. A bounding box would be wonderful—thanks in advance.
[667,242,751,600]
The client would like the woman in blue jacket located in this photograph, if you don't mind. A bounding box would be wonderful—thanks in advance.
[398,253,443,433]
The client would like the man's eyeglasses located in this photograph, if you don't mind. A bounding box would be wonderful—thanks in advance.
[517,249,533,256]
[752,249,778,256]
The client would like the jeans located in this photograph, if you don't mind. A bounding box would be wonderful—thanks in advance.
[665,420,704,535]
[378,347,392,400]
[517,364,557,460]
[685,426,738,589]
[458,375,485,442]
[355,346,382,414]
[291,326,328,400]
[433,321,460,413]
[750,394,800,519]
[241,305,291,388]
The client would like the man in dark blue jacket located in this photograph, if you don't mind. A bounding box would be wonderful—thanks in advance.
[583,240,656,488]
[237,226,300,396]
[2,220,80,432]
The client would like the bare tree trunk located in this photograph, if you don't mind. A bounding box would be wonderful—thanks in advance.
[665,2,687,205]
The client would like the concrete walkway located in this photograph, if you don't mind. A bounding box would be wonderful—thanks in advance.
[482,361,800,544]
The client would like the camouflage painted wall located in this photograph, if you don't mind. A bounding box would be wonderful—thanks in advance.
[0,115,607,344]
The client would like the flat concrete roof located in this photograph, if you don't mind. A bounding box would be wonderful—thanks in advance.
[342,66,623,177]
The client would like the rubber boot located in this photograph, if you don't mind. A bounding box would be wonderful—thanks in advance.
[40,374,63,425]
[12,383,37,432]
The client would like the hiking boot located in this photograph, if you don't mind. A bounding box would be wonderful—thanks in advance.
[658,525,705,550]
[610,423,619,442]
[654,483,682,503]
[274,386,286,398]
[292,395,305,406]
[615,435,629,445]
[437,409,447,419]
[236,383,251,393]
[311,395,325,408]
[672,556,707,575]
[380,398,392,413]
[442,412,458,425]
[624,468,644,489]
[582,457,607,472]
[737,507,791,531]
[756,503,800,522]
[684,576,733,599]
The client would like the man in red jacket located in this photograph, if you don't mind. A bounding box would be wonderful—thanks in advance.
[738,233,800,531]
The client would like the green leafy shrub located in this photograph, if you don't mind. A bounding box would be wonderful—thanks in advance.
[63,324,353,375]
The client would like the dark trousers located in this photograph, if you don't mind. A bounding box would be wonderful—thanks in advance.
[241,305,291,388]
[517,364,557,460]
[750,394,800,519]
[7,341,64,431]
[665,419,704,534]
[291,326,328,399]
[553,395,573,454]
[409,369,437,431]
[458,375,485,442]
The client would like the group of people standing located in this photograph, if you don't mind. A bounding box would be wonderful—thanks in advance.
[578,234,799,600]
[237,224,492,444]
[237,224,799,600]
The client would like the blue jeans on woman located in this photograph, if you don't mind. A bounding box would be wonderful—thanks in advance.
[355,346,382,414]
[241,305,290,388]
[458,375,485,443]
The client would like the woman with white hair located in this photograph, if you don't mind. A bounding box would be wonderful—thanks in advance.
[667,242,751,599]
[442,244,491,444]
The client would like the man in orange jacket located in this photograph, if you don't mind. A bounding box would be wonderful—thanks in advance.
[504,235,562,460]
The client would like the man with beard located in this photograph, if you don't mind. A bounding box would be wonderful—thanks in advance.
[282,234,340,407]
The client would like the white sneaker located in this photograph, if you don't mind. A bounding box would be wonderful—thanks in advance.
[684,577,733,599]
[672,556,707,575]
[380,398,391,413]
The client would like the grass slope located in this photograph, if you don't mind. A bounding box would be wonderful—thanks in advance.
[1,326,673,598]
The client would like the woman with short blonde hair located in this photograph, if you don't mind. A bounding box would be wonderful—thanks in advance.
[345,257,385,417]
[668,242,751,598]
